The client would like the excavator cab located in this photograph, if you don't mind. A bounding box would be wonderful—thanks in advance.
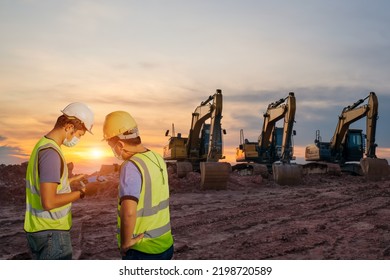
[199,124,210,160]
[272,127,295,160]
[200,124,224,161]
[256,127,284,164]
[344,129,364,162]
[274,127,283,159]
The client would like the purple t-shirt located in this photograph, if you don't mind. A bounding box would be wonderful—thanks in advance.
[119,161,142,203]
[38,148,61,183]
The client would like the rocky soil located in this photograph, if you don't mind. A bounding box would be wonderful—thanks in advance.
[1,163,390,260]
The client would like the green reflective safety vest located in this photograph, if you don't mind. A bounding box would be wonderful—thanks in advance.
[24,137,72,232]
[117,150,174,254]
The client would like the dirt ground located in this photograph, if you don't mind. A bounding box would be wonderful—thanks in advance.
[1,163,390,260]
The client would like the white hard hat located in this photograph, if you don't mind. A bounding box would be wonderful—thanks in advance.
[61,102,94,134]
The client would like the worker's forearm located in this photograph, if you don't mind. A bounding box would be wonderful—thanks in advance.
[42,190,83,210]
[120,199,139,250]
[121,213,137,248]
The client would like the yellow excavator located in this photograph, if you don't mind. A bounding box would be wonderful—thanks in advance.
[235,92,302,185]
[163,89,231,189]
[304,92,388,180]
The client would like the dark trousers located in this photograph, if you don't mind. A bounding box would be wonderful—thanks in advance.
[122,245,174,260]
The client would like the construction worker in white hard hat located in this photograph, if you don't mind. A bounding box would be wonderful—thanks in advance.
[24,102,99,260]
[103,111,174,260]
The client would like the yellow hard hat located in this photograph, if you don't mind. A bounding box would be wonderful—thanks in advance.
[103,111,139,140]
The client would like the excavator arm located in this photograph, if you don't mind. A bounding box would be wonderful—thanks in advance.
[280,92,296,162]
[365,92,379,158]
[186,89,224,161]
[258,92,296,162]
[268,92,301,185]
[186,89,229,190]
[207,92,224,161]
[163,89,230,190]
[330,92,378,157]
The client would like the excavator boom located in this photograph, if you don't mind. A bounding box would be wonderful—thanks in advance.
[257,92,296,163]
[330,92,378,157]
[187,90,224,162]
[163,89,230,189]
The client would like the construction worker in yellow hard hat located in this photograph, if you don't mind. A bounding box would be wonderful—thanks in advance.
[103,111,174,260]
[24,102,100,260]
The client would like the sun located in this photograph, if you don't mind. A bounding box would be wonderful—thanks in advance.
[90,148,104,159]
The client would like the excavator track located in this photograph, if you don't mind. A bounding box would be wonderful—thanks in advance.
[302,162,342,176]
[200,162,231,190]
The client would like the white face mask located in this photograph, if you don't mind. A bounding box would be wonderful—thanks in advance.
[63,129,80,147]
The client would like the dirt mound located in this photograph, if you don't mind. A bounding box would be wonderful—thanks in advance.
[0,163,27,205]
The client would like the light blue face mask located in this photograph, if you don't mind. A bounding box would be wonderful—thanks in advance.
[63,129,80,147]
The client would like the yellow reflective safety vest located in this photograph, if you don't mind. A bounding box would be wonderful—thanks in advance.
[117,150,174,254]
[24,137,72,232]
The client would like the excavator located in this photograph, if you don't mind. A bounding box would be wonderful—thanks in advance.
[163,89,231,189]
[304,92,388,180]
[235,92,302,185]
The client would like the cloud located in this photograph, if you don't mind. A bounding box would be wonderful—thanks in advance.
[138,62,161,70]
[0,136,6,142]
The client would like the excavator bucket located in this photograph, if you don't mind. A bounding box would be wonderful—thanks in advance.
[200,162,231,190]
[360,158,389,181]
[272,163,303,186]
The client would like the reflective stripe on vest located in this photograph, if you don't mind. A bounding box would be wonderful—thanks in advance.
[141,221,171,238]
[131,156,170,218]
[26,202,71,220]
[117,151,173,254]
[24,137,72,232]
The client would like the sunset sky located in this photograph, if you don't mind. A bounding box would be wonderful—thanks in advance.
[1,0,390,174]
